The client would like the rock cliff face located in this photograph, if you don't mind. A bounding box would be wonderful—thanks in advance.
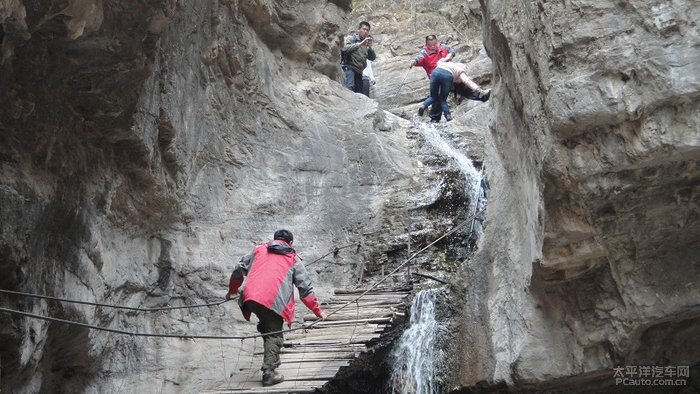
[1,0,698,392]
[453,0,699,391]
[0,0,479,392]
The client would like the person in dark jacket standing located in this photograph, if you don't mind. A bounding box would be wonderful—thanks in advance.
[226,230,326,387]
[341,21,376,93]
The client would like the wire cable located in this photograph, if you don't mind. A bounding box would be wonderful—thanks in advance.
[0,245,356,312]
[302,209,481,330]
[0,211,481,340]
[0,288,229,311]
[305,243,359,267]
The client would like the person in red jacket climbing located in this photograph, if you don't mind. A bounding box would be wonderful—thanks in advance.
[409,35,490,122]
[225,229,326,387]
[409,35,456,122]
[409,34,455,77]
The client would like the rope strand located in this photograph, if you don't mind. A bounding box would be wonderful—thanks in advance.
[305,243,359,267]
[0,211,482,340]
[0,245,357,311]
[303,209,482,329]
[0,288,229,311]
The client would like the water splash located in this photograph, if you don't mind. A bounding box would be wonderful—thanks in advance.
[415,123,481,215]
[390,289,442,394]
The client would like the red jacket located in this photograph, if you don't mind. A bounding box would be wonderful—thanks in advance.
[414,43,456,76]
[229,240,323,326]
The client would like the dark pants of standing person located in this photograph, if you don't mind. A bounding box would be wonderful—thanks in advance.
[362,77,371,97]
[342,66,364,94]
[245,301,284,372]
[423,67,454,117]
[429,103,442,122]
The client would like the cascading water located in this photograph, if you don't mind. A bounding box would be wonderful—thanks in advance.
[390,288,442,394]
[389,125,489,392]
[416,124,481,212]
[416,123,486,241]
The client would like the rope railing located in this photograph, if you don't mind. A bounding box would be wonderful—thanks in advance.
[0,289,229,311]
[0,211,480,340]
[0,244,359,312]
[305,243,359,267]
[302,209,481,329]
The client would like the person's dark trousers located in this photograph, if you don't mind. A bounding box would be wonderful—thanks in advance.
[452,84,483,102]
[361,77,371,97]
[429,103,442,122]
[246,301,284,372]
[419,95,443,122]
[429,68,454,117]
[342,66,363,93]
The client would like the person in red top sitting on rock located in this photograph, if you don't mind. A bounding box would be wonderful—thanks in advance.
[226,229,326,387]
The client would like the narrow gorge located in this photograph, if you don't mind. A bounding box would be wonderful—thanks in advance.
[1,0,698,393]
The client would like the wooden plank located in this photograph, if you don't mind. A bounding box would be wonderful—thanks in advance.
[207,378,322,392]
[283,333,381,343]
[222,374,328,384]
[285,334,378,344]
[279,358,353,363]
[329,295,408,301]
[233,364,349,375]
[205,389,316,394]
[311,317,391,326]
[330,293,408,299]
[287,333,378,342]
[302,311,392,321]
[278,357,353,363]
[283,343,367,351]
[231,364,349,377]
[238,375,336,383]
[280,350,355,357]
[333,287,411,294]
[285,340,369,346]
[236,359,350,367]
[286,340,372,347]
[293,322,383,331]
[322,300,404,306]
[319,305,400,311]
[276,347,364,354]
[285,329,382,340]
[321,300,403,307]
[257,346,364,355]
[315,306,400,314]
[208,389,316,394]
[304,311,394,319]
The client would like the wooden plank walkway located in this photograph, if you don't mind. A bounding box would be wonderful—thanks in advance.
[203,288,409,393]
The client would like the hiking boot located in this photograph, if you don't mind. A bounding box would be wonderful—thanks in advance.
[262,370,284,386]
[430,118,440,123]
[479,89,491,102]
[445,113,453,122]
[418,106,425,117]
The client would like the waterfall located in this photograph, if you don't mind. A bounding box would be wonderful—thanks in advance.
[416,123,486,243]
[388,126,486,392]
[390,289,442,394]
[416,123,481,214]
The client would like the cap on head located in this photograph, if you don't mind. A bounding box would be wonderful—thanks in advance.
[273,229,294,244]
[425,34,437,42]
